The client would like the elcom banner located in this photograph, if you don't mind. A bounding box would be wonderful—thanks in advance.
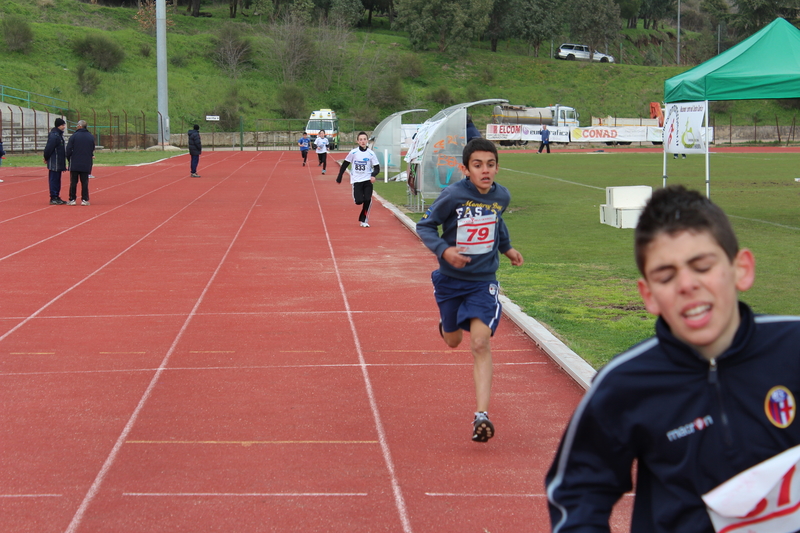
[485,124,570,143]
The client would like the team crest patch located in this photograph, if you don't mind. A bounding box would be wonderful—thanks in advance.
[765,386,796,428]
[488,284,498,296]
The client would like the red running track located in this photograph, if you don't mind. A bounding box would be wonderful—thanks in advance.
[0,152,630,532]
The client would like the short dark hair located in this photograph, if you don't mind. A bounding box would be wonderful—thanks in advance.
[193,124,200,130]
[634,185,739,275]
[357,131,368,139]
[462,138,498,166]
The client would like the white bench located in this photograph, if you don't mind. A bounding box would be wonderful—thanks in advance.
[600,186,652,229]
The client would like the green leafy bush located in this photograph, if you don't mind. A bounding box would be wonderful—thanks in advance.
[430,86,453,105]
[72,33,125,71]
[276,83,306,119]
[2,15,34,53]
[76,64,101,95]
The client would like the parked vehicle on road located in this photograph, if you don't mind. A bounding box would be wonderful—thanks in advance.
[556,43,615,63]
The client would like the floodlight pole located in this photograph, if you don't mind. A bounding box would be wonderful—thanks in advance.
[156,0,170,144]
[677,0,681,65]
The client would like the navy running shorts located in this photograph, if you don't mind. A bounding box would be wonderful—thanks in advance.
[431,270,502,335]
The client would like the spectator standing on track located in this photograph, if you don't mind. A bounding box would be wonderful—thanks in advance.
[315,130,329,174]
[65,120,95,206]
[538,124,551,154]
[188,124,202,177]
[43,117,67,205]
[298,132,311,166]
[546,185,800,532]
[335,131,380,228]
[416,138,524,443]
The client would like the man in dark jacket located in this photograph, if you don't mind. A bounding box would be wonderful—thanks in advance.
[188,124,202,177]
[43,117,67,204]
[65,120,95,206]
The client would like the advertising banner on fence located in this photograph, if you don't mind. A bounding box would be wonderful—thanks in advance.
[485,124,570,143]
[663,101,707,154]
[570,126,664,143]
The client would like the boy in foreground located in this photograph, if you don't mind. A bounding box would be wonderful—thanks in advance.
[335,131,380,227]
[546,186,800,532]
[417,138,524,442]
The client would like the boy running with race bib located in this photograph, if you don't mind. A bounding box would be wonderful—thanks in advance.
[336,131,380,228]
[416,138,524,442]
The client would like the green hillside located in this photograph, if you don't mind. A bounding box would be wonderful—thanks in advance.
[0,0,796,131]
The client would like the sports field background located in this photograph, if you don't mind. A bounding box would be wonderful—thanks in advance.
[375,147,800,367]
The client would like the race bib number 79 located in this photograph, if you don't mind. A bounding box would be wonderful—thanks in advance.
[456,214,497,255]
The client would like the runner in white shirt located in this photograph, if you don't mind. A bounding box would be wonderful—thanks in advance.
[335,131,380,227]
[314,130,329,174]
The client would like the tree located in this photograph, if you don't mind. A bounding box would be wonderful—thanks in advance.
[214,22,252,78]
[330,0,365,27]
[484,0,509,53]
[506,0,562,57]
[312,18,353,91]
[730,0,800,35]
[267,12,315,82]
[187,0,201,16]
[569,0,620,58]
[617,0,642,28]
[394,0,493,52]
[639,0,674,30]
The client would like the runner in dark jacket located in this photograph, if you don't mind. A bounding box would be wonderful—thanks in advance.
[546,186,800,532]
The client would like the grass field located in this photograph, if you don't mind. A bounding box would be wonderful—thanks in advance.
[7,148,799,369]
[374,149,800,368]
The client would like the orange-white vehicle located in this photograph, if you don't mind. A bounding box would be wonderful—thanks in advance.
[305,109,339,150]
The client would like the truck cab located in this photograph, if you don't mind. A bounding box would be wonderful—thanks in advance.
[306,109,339,150]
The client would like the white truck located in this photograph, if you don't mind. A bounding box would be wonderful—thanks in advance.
[305,109,339,150]
[487,104,579,145]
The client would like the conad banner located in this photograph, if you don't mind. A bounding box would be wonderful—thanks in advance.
[663,101,707,154]
[570,126,664,143]
[485,124,570,143]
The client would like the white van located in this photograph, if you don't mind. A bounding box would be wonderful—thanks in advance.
[305,109,339,150]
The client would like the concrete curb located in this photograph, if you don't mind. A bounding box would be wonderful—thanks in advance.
[374,191,596,391]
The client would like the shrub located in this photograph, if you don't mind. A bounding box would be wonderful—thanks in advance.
[214,23,252,79]
[76,64,101,95]
[396,53,424,78]
[215,87,241,131]
[370,74,405,107]
[2,15,34,54]
[430,86,453,105]
[170,53,188,67]
[139,42,152,57]
[73,33,125,71]
[777,99,800,111]
[276,83,306,119]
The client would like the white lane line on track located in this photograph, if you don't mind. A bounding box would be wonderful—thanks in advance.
[0,361,545,378]
[425,492,636,498]
[502,167,606,190]
[123,492,368,497]
[309,162,413,533]
[63,153,268,533]
[0,494,63,498]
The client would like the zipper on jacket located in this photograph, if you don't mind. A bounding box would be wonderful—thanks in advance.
[708,358,734,446]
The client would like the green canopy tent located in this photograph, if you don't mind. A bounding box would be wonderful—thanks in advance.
[665,18,800,102]
[663,18,800,196]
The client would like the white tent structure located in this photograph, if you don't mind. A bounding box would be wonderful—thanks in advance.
[404,99,507,209]
[370,109,427,179]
